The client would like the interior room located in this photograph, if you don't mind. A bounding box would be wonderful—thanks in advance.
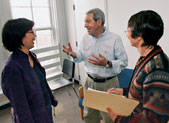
[0,0,169,123]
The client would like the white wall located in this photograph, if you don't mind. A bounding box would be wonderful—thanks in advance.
[64,0,81,81]
[64,0,76,50]
[107,0,169,68]
[55,0,70,62]
[65,0,169,70]
[0,0,12,82]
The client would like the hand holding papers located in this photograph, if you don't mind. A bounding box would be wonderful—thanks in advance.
[107,86,123,95]
[83,88,139,116]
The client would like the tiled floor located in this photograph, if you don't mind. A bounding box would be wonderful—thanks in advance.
[0,84,84,123]
[0,107,12,123]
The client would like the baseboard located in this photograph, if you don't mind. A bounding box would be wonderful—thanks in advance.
[0,103,11,110]
[74,79,80,84]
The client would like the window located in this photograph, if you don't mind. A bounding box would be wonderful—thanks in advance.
[10,0,59,49]
[10,0,62,81]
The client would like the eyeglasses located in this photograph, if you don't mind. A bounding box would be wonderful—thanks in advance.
[124,30,131,35]
[124,30,129,34]
[27,31,35,34]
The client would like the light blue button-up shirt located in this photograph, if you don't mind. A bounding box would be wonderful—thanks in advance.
[74,28,128,78]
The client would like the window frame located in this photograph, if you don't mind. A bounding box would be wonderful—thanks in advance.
[10,0,60,49]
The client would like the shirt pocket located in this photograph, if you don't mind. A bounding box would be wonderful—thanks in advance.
[82,44,93,59]
[100,46,113,60]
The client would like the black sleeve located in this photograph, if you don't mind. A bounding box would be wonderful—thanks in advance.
[123,88,128,96]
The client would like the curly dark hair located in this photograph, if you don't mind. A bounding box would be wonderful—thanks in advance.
[2,18,34,52]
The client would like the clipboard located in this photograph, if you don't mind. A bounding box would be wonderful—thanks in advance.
[83,89,139,116]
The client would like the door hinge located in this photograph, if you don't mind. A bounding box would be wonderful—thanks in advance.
[78,75,81,80]
[76,41,78,47]
[73,4,75,10]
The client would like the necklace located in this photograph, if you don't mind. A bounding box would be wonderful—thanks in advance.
[135,57,145,66]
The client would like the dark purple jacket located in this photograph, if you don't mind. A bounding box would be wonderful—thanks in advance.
[1,50,57,123]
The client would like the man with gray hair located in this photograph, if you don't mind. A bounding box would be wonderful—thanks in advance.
[63,8,128,123]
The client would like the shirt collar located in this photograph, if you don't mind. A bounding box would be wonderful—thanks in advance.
[92,27,107,40]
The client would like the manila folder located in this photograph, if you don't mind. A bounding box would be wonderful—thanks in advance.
[83,89,139,116]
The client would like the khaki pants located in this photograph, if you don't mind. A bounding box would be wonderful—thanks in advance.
[84,75,119,123]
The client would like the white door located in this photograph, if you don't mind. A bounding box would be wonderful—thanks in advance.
[74,0,107,85]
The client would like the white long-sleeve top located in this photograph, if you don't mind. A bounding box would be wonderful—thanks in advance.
[74,28,128,78]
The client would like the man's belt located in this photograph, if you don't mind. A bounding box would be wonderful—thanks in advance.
[87,74,115,83]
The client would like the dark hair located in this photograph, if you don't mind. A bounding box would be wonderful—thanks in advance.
[128,10,164,47]
[86,8,105,25]
[2,18,34,52]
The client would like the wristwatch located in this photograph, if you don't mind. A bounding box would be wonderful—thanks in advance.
[106,60,110,68]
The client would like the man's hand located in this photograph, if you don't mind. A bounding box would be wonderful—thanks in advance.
[63,42,76,58]
[107,88,123,95]
[88,53,107,66]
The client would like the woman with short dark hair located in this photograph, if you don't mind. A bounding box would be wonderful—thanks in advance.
[1,18,57,123]
[107,10,169,123]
